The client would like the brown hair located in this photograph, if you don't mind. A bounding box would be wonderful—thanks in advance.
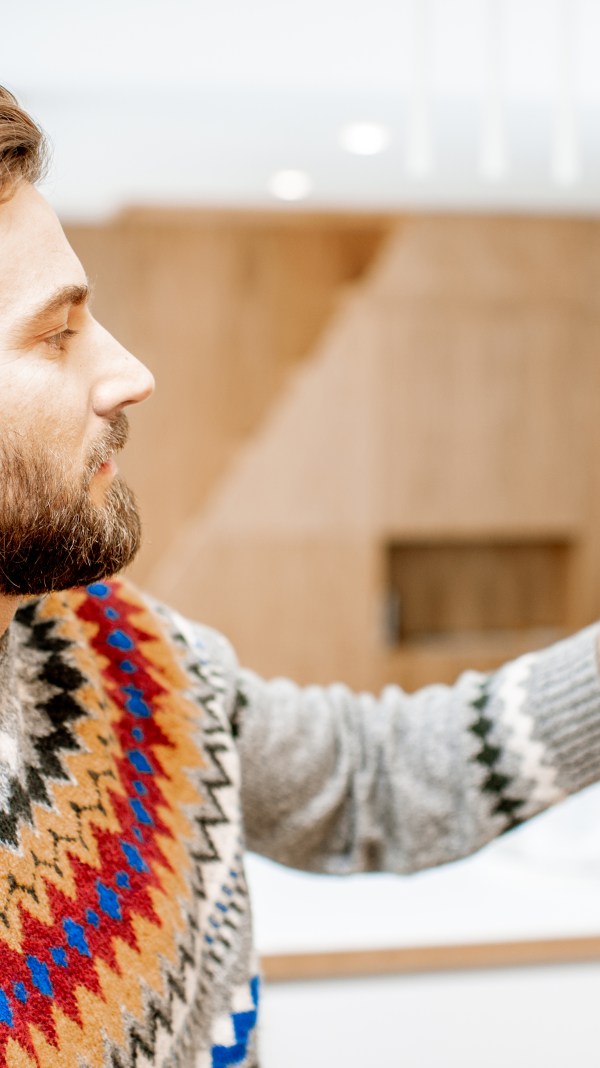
[0,86,48,201]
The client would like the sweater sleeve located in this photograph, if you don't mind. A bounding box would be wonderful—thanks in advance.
[233,626,600,875]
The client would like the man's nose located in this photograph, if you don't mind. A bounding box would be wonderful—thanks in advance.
[91,322,155,418]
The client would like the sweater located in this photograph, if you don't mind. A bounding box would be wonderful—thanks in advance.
[0,577,599,1067]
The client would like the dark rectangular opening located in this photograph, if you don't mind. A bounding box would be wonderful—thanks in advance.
[386,538,571,644]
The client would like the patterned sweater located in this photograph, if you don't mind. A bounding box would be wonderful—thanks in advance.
[0,578,599,1067]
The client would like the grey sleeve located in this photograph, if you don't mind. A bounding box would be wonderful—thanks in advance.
[234,625,600,875]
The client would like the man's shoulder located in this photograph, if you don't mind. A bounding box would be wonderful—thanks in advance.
[16,577,238,693]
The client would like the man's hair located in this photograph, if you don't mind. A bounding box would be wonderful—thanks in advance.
[0,86,47,201]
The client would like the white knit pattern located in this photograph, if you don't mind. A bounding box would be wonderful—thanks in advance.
[498,653,566,816]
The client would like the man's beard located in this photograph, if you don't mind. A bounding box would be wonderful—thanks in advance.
[0,412,141,596]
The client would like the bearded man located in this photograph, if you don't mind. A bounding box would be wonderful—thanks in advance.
[1,86,600,1068]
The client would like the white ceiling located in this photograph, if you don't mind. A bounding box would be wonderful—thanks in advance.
[2,0,600,219]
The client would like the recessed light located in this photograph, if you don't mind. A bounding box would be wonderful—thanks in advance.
[339,122,391,156]
[268,169,313,201]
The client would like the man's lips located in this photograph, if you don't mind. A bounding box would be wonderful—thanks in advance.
[95,457,118,477]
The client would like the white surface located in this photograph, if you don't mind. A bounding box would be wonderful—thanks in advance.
[246,782,600,955]
[250,784,600,1066]
[259,963,600,1068]
[2,1,600,216]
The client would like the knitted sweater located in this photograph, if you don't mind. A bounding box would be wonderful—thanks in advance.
[0,578,599,1068]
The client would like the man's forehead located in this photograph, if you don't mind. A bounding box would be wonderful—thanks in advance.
[0,183,86,322]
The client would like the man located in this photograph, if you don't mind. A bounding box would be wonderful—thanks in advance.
[0,85,599,1068]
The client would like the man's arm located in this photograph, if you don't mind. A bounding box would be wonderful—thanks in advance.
[233,626,600,875]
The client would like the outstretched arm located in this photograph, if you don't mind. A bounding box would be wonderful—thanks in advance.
[234,626,600,875]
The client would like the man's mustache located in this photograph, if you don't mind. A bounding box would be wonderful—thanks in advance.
[85,412,130,480]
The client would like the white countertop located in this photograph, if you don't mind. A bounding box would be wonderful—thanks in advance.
[246,781,600,955]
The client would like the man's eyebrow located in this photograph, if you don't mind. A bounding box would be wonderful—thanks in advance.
[11,283,92,341]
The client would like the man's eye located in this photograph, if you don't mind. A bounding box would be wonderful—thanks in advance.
[45,327,78,352]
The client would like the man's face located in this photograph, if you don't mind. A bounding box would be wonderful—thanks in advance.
[0,183,155,595]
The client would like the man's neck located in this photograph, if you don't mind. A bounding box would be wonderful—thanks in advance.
[0,597,18,639]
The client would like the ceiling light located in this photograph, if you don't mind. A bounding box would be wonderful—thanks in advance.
[339,122,391,156]
[268,169,313,201]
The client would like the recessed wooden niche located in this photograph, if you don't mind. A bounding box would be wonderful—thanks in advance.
[385,539,572,645]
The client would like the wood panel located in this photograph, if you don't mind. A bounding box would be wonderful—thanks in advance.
[262,935,600,982]
[377,303,585,533]
[367,215,594,304]
[152,535,380,688]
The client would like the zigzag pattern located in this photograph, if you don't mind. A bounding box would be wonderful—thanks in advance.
[0,580,248,1067]
[469,678,525,833]
[166,616,240,908]
[0,601,87,850]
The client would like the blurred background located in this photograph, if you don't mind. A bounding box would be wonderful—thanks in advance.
[5,1,600,1064]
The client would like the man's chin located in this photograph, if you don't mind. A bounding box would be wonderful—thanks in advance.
[0,492,142,597]
[0,449,141,598]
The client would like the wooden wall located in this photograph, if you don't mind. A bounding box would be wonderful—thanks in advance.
[65,210,600,692]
